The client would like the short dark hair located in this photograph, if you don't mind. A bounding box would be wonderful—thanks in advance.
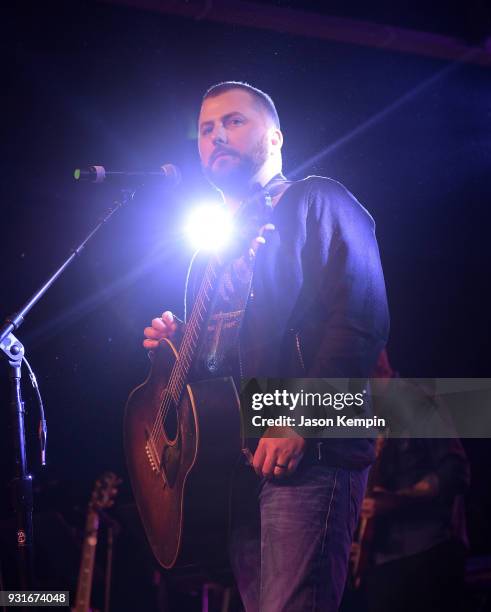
[202,81,280,128]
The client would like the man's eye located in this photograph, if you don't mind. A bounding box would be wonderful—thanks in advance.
[228,117,244,126]
[201,126,212,135]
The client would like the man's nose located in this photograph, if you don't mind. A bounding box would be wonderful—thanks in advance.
[212,123,227,144]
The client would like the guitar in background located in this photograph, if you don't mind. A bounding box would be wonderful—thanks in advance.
[350,436,387,589]
[73,472,120,612]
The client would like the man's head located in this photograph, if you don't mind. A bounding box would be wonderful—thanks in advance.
[198,81,283,198]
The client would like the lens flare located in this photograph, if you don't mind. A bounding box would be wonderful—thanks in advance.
[185,204,234,251]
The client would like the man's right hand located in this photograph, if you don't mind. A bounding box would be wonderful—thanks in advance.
[143,311,179,349]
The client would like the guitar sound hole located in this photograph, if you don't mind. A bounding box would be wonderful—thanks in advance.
[162,401,179,442]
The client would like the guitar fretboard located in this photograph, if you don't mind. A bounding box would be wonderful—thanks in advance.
[164,257,220,405]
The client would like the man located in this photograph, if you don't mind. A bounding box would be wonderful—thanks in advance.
[143,82,389,611]
[353,350,470,612]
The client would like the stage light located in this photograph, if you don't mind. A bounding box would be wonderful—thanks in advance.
[185,204,234,251]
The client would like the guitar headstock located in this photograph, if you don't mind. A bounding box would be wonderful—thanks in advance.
[89,471,121,513]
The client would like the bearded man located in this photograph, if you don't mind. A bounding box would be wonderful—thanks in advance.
[143,81,389,611]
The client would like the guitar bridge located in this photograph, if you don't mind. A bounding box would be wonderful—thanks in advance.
[145,440,160,473]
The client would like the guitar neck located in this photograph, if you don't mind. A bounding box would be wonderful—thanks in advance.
[73,509,99,612]
[169,257,221,399]
[365,435,387,496]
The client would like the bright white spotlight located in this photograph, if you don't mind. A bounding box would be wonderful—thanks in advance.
[185,204,235,251]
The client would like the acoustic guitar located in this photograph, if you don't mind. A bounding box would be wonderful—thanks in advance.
[124,256,245,569]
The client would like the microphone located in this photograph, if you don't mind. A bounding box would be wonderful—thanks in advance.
[73,164,181,186]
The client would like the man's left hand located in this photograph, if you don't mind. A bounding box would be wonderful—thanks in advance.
[253,426,306,479]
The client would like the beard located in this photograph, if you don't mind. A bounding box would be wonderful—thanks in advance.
[202,136,269,197]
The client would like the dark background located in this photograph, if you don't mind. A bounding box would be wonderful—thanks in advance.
[1,1,490,609]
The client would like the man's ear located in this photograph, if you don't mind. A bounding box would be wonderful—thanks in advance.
[269,127,283,152]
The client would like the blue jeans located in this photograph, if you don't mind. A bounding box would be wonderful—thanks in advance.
[229,461,369,612]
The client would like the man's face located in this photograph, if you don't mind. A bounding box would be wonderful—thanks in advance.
[198,89,277,194]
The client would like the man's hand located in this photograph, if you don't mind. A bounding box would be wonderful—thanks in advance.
[360,497,380,520]
[360,488,405,519]
[143,311,179,350]
[397,474,439,499]
[253,426,306,479]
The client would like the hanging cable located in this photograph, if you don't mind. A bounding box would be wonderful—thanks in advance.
[22,356,47,466]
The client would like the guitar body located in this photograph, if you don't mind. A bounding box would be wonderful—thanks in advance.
[124,338,243,569]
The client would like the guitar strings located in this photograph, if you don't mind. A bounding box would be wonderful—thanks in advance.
[149,259,218,448]
[152,263,216,442]
[149,267,210,442]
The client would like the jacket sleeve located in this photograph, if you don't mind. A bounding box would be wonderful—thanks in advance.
[302,178,389,379]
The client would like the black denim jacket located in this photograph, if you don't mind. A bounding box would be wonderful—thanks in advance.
[185,176,390,469]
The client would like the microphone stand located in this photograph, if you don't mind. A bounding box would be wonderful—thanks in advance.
[0,188,135,591]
